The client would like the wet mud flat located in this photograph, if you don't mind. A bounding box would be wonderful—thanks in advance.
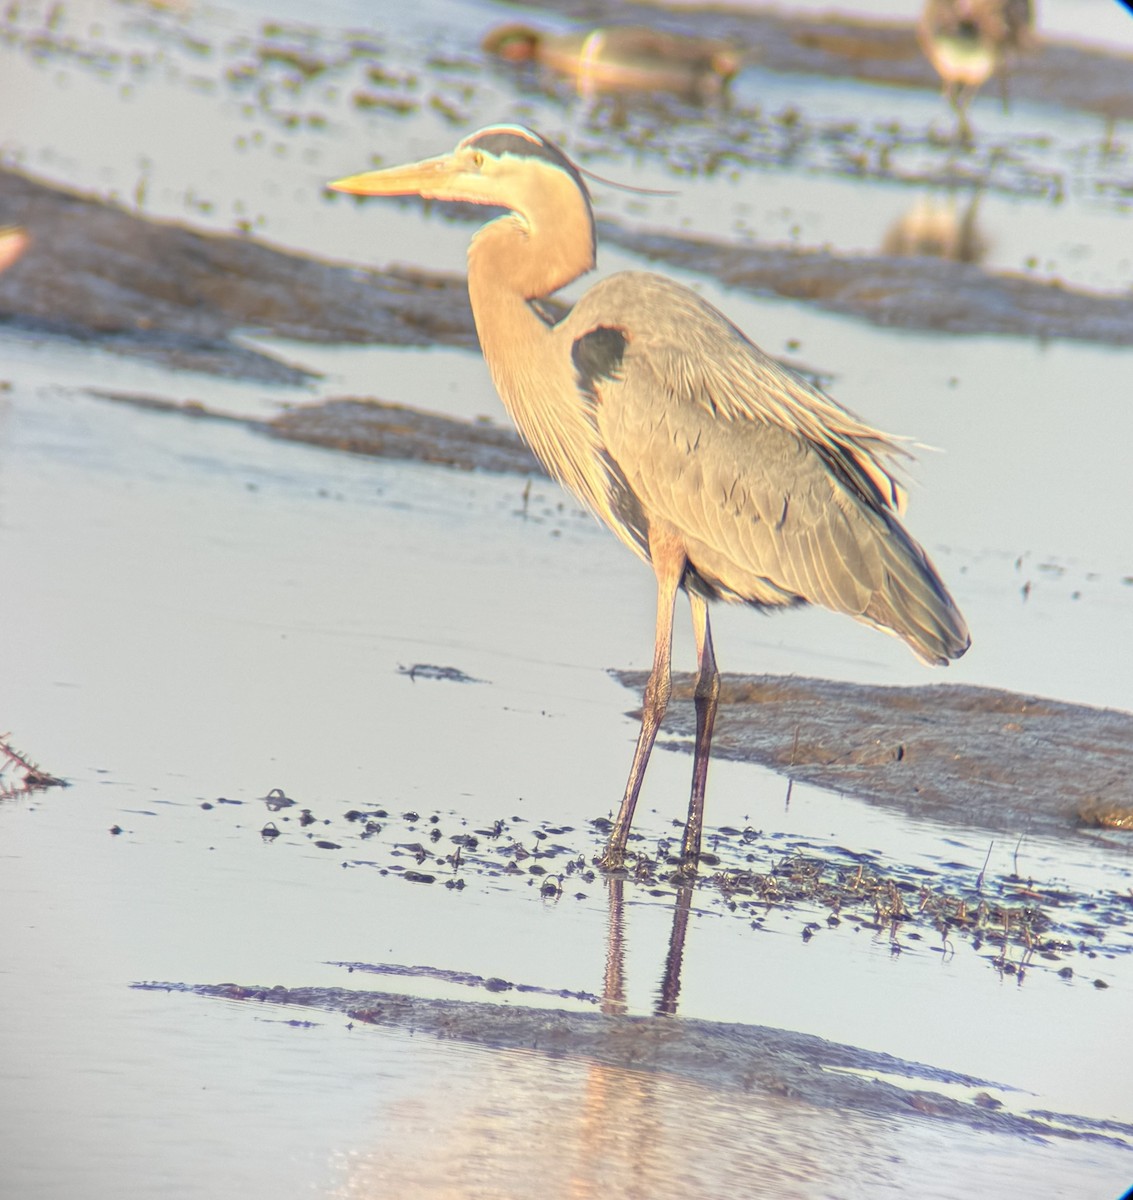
[4,0,1131,126]
[88,388,543,474]
[117,761,1132,1162]
[518,0,1133,123]
[165,714,1131,997]
[133,977,1133,1149]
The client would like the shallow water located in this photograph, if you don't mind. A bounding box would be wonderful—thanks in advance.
[2,1,1132,1198]
[2,340,1130,1197]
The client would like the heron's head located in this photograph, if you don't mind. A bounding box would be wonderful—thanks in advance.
[481,25,542,62]
[329,124,592,227]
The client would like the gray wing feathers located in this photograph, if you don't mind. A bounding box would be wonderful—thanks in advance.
[580,272,913,513]
[584,272,970,664]
[861,520,971,665]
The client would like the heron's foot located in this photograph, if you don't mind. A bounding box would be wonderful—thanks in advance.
[951,110,974,147]
[595,842,628,871]
[678,823,704,874]
[669,853,700,881]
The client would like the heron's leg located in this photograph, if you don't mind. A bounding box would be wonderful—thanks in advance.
[997,63,1011,112]
[602,875,628,1016]
[681,591,719,867]
[656,882,693,1016]
[949,82,974,144]
[599,530,684,869]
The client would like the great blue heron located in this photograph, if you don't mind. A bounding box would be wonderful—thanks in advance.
[329,125,970,869]
[918,0,1034,140]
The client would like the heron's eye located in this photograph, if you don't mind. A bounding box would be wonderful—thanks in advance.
[471,151,484,169]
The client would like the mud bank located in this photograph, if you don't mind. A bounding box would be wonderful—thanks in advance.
[603,222,1133,344]
[0,167,476,382]
[133,979,1133,1147]
[88,389,542,474]
[618,671,1133,842]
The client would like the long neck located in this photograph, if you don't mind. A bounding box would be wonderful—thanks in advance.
[466,212,611,518]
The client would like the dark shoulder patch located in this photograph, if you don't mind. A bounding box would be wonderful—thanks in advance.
[572,326,627,394]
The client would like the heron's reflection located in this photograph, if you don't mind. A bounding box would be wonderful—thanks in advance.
[603,872,696,1018]
[601,874,629,1015]
[881,191,987,264]
[656,882,694,1016]
[332,873,922,1196]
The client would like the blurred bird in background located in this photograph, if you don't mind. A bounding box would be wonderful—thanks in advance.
[482,24,742,102]
[919,0,1035,140]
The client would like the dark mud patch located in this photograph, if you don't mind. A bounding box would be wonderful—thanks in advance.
[602,222,1133,345]
[269,398,539,474]
[88,389,540,475]
[396,663,487,684]
[0,167,476,382]
[132,978,1133,1148]
[617,671,1133,843]
[330,960,602,1005]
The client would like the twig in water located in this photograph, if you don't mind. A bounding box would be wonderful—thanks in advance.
[784,724,800,810]
[0,734,66,797]
[975,842,994,893]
